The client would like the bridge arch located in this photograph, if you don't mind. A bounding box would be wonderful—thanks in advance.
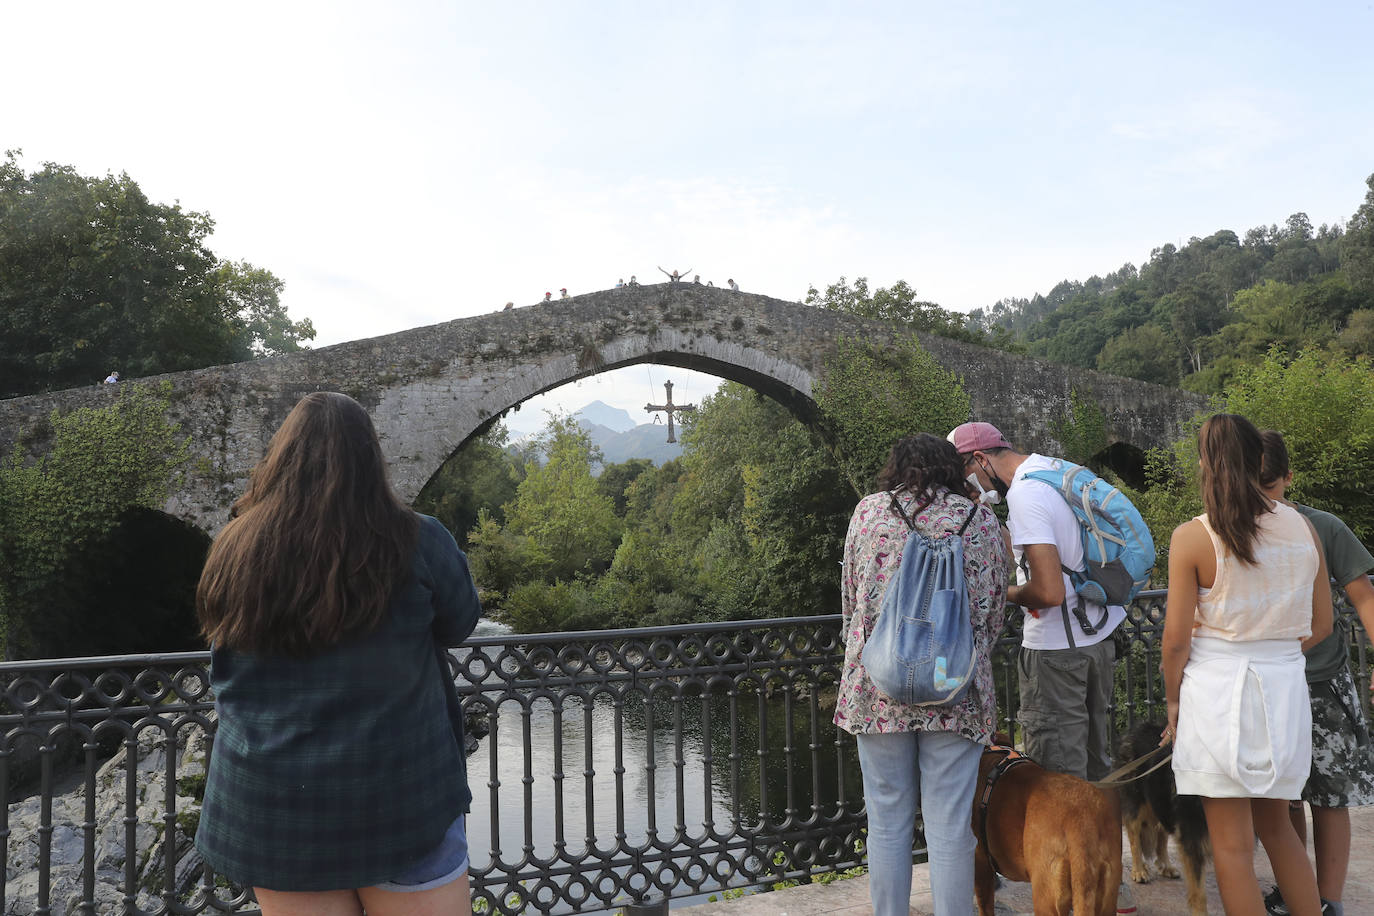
[0,283,1205,532]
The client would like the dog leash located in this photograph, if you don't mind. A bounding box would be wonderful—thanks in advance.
[1092,744,1174,789]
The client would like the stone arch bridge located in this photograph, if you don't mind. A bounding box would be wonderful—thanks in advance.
[0,284,1205,532]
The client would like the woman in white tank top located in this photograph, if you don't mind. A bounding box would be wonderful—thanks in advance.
[1161,413,1333,916]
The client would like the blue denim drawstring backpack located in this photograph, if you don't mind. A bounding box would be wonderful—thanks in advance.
[862,496,978,706]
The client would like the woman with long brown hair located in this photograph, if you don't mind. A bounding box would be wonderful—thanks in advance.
[195,392,481,915]
[1162,414,1332,916]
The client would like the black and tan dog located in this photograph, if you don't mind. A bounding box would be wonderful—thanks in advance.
[972,741,1122,916]
[1117,721,1211,915]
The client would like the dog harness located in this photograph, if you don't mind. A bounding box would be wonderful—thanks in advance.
[975,745,1036,878]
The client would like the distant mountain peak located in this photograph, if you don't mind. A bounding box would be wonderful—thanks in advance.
[574,400,638,433]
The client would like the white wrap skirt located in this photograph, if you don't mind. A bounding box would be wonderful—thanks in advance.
[1173,636,1312,798]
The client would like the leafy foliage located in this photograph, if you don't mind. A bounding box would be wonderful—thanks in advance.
[970,182,1374,395]
[806,275,1019,349]
[1051,389,1108,467]
[1224,349,1374,543]
[1122,347,1374,577]
[0,151,314,398]
[0,383,191,657]
[466,414,620,604]
[812,334,971,495]
[413,423,525,548]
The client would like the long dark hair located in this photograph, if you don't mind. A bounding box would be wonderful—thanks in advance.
[1197,413,1269,565]
[1259,429,1290,489]
[197,392,419,655]
[876,433,968,517]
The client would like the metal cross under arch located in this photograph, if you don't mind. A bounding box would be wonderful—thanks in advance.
[644,380,696,443]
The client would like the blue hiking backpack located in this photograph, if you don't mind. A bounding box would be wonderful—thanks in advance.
[862,496,978,707]
[1021,459,1156,639]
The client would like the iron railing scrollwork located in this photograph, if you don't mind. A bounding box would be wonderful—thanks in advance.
[2,586,1368,914]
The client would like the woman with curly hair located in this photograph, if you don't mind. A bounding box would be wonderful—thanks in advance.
[834,432,1009,915]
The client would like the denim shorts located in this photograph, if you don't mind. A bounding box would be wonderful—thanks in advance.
[372,815,469,892]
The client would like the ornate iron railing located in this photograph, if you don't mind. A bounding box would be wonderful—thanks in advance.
[2,588,1367,915]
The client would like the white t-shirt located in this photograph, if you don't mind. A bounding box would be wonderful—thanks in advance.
[1006,454,1125,650]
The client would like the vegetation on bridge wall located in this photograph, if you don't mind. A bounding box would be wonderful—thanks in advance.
[0,384,193,658]
[812,334,971,496]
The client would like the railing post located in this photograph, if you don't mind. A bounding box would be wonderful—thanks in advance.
[623,894,668,915]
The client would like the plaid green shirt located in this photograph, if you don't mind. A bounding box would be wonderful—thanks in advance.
[196,515,481,891]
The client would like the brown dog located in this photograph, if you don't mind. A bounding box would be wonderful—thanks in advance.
[972,745,1122,916]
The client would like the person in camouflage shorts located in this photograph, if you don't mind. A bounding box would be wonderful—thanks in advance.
[1261,432,1374,916]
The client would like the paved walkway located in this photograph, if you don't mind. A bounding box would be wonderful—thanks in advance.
[677,805,1374,914]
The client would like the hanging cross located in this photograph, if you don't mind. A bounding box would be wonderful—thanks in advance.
[644,380,696,443]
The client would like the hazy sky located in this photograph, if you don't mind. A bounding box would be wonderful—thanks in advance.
[7,1,1373,422]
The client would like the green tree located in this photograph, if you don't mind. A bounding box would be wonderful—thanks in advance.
[1334,309,1374,358]
[597,458,654,517]
[812,334,972,495]
[805,275,996,345]
[1230,280,1326,355]
[413,423,525,548]
[1095,324,1181,386]
[668,385,852,621]
[0,151,314,398]
[0,383,190,657]
[1224,349,1374,543]
[1134,347,1374,575]
[213,261,316,358]
[1342,174,1374,295]
[469,413,621,591]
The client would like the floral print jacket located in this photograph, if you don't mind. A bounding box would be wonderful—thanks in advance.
[834,486,1009,744]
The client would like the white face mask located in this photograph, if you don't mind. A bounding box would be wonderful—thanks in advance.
[966,472,1001,506]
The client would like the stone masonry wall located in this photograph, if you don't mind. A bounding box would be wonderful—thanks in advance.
[0,284,1206,533]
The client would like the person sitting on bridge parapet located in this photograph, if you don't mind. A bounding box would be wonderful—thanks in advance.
[195,392,483,914]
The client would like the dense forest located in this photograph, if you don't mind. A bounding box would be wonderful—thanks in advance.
[968,174,1374,393]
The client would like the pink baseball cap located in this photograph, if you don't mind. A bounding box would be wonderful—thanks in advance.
[947,421,1013,454]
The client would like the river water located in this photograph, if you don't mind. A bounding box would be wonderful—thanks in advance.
[459,619,864,914]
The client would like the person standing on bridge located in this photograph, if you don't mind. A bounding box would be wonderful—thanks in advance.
[950,420,1125,782]
[1259,429,1374,916]
[195,391,482,916]
[1162,414,1331,916]
[835,433,1007,915]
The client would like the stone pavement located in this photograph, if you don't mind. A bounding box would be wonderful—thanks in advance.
[677,804,1374,914]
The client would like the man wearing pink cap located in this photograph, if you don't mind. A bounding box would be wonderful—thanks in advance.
[948,421,1126,781]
